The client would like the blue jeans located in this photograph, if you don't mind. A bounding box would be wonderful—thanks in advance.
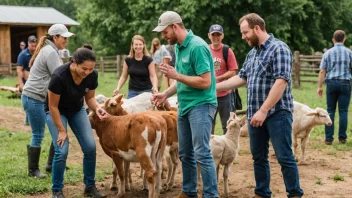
[212,94,232,135]
[248,110,303,198]
[46,107,97,191]
[21,95,46,147]
[178,104,218,198]
[325,79,351,142]
[127,89,152,99]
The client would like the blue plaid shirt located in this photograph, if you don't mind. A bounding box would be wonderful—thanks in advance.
[320,43,352,80]
[238,34,294,120]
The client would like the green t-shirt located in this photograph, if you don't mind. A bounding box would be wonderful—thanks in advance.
[175,30,217,116]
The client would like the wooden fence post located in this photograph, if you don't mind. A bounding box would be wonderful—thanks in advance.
[116,55,121,79]
[100,56,104,77]
[293,51,300,88]
[8,63,12,75]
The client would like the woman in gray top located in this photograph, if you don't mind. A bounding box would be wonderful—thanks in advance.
[150,37,170,91]
[21,24,74,179]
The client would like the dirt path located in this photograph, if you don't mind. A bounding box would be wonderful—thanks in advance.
[1,106,352,198]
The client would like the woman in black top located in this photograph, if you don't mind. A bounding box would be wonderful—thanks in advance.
[46,44,108,198]
[113,35,158,98]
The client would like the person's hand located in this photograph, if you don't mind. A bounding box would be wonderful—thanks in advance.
[152,87,158,94]
[250,108,268,127]
[317,87,323,98]
[113,88,120,96]
[151,92,167,107]
[96,107,111,120]
[57,130,68,148]
[159,63,178,80]
[19,83,24,92]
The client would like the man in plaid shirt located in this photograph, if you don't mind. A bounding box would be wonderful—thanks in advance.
[217,13,303,198]
[317,30,352,145]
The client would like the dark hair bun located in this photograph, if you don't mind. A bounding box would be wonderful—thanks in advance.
[82,44,93,50]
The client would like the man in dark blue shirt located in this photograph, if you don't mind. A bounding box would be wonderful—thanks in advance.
[17,35,37,90]
[17,35,37,126]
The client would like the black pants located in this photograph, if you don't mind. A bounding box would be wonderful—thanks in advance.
[211,94,232,135]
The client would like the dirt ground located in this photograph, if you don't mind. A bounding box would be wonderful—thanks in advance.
[2,106,352,198]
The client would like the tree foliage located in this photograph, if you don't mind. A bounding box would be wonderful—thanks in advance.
[2,0,352,65]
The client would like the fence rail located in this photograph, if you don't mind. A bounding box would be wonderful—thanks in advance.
[293,51,322,88]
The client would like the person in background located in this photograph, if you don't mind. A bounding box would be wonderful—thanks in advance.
[217,13,303,198]
[46,44,107,198]
[150,37,170,91]
[21,24,74,179]
[165,40,176,87]
[113,35,158,98]
[20,41,26,51]
[208,24,238,135]
[317,30,352,145]
[17,35,37,125]
[152,11,219,198]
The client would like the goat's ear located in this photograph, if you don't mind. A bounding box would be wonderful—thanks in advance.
[230,112,236,119]
[240,115,247,126]
[306,111,317,116]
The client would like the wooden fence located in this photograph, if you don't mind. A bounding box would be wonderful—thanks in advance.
[292,51,322,88]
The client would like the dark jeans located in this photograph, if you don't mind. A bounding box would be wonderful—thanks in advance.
[325,79,351,142]
[212,94,232,134]
[46,107,97,191]
[127,89,152,99]
[248,110,303,198]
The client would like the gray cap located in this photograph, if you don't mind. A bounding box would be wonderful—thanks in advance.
[48,24,75,37]
[28,35,37,42]
[20,41,26,46]
[152,11,182,32]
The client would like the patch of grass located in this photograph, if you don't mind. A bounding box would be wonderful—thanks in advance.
[238,150,251,155]
[316,177,323,185]
[333,173,344,181]
[0,127,110,197]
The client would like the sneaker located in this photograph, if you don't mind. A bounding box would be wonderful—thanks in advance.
[84,186,106,198]
[52,190,65,198]
[325,140,333,145]
[339,139,347,144]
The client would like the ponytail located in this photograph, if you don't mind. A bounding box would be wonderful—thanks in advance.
[29,34,54,67]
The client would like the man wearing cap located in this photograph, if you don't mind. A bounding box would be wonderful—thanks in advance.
[208,24,238,135]
[17,35,37,91]
[151,11,219,198]
[20,41,26,51]
[17,35,37,126]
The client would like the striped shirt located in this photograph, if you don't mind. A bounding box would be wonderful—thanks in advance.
[238,34,294,120]
[320,43,352,80]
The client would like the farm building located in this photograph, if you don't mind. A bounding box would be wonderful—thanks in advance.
[0,5,79,74]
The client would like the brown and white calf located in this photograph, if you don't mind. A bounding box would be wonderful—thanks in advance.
[89,95,167,198]
[105,94,179,191]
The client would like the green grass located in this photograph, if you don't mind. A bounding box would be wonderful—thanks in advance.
[0,127,110,197]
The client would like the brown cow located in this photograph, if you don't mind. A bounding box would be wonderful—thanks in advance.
[105,94,179,191]
[89,95,167,198]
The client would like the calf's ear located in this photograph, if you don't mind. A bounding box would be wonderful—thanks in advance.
[240,115,247,127]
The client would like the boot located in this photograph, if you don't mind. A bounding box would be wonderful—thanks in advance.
[177,192,198,198]
[46,142,55,173]
[84,186,106,198]
[27,145,47,178]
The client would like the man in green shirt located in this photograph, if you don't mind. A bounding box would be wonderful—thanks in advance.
[152,11,218,198]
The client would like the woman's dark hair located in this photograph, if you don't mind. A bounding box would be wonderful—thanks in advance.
[71,44,96,64]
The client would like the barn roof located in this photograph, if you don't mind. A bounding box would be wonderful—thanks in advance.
[0,5,79,26]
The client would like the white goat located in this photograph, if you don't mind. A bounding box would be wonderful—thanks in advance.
[198,113,245,197]
[292,101,332,164]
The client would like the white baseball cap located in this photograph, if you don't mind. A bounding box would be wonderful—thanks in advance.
[48,24,75,37]
[152,11,182,32]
